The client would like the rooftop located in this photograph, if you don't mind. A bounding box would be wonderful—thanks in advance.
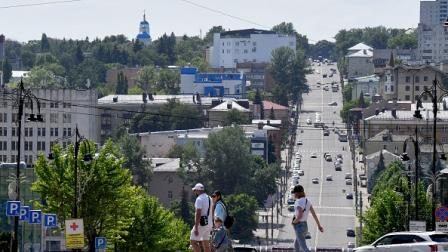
[98,94,239,106]
[263,100,288,110]
[352,75,379,83]
[348,42,373,52]
[346,49,373,58]
[209,100,250,112]
[364,109,448,121]
[151,158,181,173]
[219,29,277,38]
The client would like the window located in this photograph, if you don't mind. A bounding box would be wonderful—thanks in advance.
[0,155,7,162]
[63,114,71,123]
[37,141,46,151]
[50,114,58,123]
[0,113,7,123]
[10,155,16,163]
[50,128,59,137]
[235,42,239,46]
[226,49,230,54]
[391,75,394,81]
[244,49,248,54]
[63,128,72,137]
[63,102,71,108]
[168,191,173,200]
[405,76,411,83]
[405,85,411,91]
[252,41,256,46]
[11,141,17,151]
[252,47,256,52]
[24,141,33,151]
[424,76,429,81]
[405,95,411,100]
[40,102,46,109]
[12,113,18,123]
[25,128,33,137]
[385,86,388,92]
[415,86,420,91]
[415,76,420,83]
[391,85,394,92]
[50,102,59,108]
[11,127,16,137]
[0,141,7,151]
[38,128,46,137]
[0,127,6,136]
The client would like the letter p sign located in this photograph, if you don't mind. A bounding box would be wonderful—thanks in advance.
[6,201,21,216]
[95,237,107,249]
[44,214,57,228]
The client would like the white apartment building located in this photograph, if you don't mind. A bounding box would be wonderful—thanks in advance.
[208,29,296,68]
[418,0,448,62]
[0,89,98,166]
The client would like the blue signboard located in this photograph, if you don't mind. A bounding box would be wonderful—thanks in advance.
[95,237,107,249]
[19,206,30,221]
[6,201,21,217]
[29,210,42,224]
[44,214,57,227]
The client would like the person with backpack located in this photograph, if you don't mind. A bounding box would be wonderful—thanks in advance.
[211,217,229,252]
[291,185,324,252]
[190,183,212,252]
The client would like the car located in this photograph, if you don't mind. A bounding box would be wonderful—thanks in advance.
[287,198,295,205]
[310,153,317,158]
[337,158,343,164]
[329,73,334,77]
[353,232,448,252]
[312,178,319,184]
[346,229,355,237]
[288,205,295,212]
[335,166,342,171]
[297,140,303,145]
[325,155,332,162]
[346,193,353,199]
[323,74,327,78]
[323,86,329,91]
[345,179,352,185]
[305,232,311,239]
[337,154,343,159]
[345,173,352,179]
[298,170,304,176]
[328,101,338,106]
[347,242,355,249]
[326,175,333,181]
[335,162,342,169]
[323,130,330,136]
[306,118,312,125]
[360,180,367,188]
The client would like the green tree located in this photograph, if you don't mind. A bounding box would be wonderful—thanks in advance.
[117,133,151,190]
[224,109,249,126]
[387,32,417,49]
[342,83,353,101]
[170,188,195,226]
[26,65,60,88]
[1,59,12,84]
[158,69,180,94]
[226,194,258,242]
[272,22,310,54]
[128,86,144,94]
[244,157,280,203]
[340,100,358,123]
[119,195,190,251]
[137,65,157,92]
[115,71,128,94]
[204,26,226,45]
[253,89,265,119]
[32,140,137,251]
[40,33,50,52]
[309,40,336,60]
[202,127,252,194]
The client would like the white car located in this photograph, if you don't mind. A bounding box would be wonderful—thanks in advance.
[328,101,338,106]
[310,153,317,158]
[306,118,312,125]
[297,140,303,145]
[312,178,319,184]
[345,179,352,185]
[326,175,333,181]
[353,232,448,252]
[298,170,304,176]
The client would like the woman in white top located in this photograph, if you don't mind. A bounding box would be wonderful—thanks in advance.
[291,185,324,252]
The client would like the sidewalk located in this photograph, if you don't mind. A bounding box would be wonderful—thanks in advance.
[253,195,286,246]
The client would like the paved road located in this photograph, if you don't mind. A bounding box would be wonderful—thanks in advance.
[277,63,356,249]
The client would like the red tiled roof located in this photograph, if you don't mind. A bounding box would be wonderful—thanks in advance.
[263,100,288,110]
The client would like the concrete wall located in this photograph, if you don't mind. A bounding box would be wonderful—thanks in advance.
[347,57,374,79]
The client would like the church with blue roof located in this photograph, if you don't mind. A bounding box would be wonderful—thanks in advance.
[136,12,152,46]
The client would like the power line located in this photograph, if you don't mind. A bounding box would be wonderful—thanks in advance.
[0,0,81,9]
[179,0,270,29]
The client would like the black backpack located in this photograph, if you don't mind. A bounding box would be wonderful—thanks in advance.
[221,201,234,229]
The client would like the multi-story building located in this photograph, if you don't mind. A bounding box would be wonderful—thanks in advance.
[378,64,444,102]
[373,49,418,72]
[0,89,98,166]
[208,29,296,68]
[346,43,375,80]
[180,67,246,98]
[418,0,448,62]
[351,75,380,101]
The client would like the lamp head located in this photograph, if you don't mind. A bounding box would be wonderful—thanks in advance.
[413,109,423,119]
[401,152,410,162]
[28,114,36,122]
[83,153,93,164]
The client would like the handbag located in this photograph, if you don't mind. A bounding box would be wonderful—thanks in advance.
[200,197,211,226]
[221,201,234,229]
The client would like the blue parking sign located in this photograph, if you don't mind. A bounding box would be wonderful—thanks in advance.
[6,201,21,217]
[19,206,30,221]
[95,237,107,249]
[44,214,57,227]
[29,210,42,224]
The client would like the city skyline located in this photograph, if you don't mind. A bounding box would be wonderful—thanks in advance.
[1,0,420,43]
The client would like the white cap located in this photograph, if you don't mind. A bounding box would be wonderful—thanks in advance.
[192,183,204,191]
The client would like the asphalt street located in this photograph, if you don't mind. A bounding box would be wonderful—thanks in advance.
[277,63,356,249]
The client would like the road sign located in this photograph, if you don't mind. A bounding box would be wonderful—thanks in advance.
[5,201,21,216]
[29,210,42,224]
[436,222,448,232]
[95,237,107,249]
[409,220,426,231]
[65,219,85,249]
[435,206,448,221]
[19,206,30,221]
[44,214,57,228]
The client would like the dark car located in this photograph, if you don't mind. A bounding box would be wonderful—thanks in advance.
[346,229,355,237]
[287,198,295,205]
[346,193,353,199]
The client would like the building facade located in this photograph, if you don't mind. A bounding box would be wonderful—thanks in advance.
[418,0,448,62]
[378,65,444,102]
[180,67,246,98]
[0,89,98,166]
[351,75,380,101]
[346,48,375,80]
[208,29,296,68]
[136,13,151,46]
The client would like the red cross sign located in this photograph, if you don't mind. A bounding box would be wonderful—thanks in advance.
[70,222,79,231]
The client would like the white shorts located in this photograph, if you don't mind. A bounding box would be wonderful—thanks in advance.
[190,225,212,241]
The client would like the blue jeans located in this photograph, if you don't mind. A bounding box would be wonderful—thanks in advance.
[294,222,310,252]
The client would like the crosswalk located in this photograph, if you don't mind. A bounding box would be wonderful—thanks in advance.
[294,149,347,154]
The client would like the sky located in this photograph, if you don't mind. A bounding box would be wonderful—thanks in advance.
[0,0,422,43]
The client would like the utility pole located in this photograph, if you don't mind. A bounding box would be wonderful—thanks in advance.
[359,191,363,244]
[271,202,274,245]
[414,126,420,221]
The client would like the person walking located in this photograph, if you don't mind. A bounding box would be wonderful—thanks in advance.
[211,217,229,252]
[190,183,212,252]
[211,190,226,223]
[291,185,324,252]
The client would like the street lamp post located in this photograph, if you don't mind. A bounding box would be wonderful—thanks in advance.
[413,77,448,230]
[3,80,44,252]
